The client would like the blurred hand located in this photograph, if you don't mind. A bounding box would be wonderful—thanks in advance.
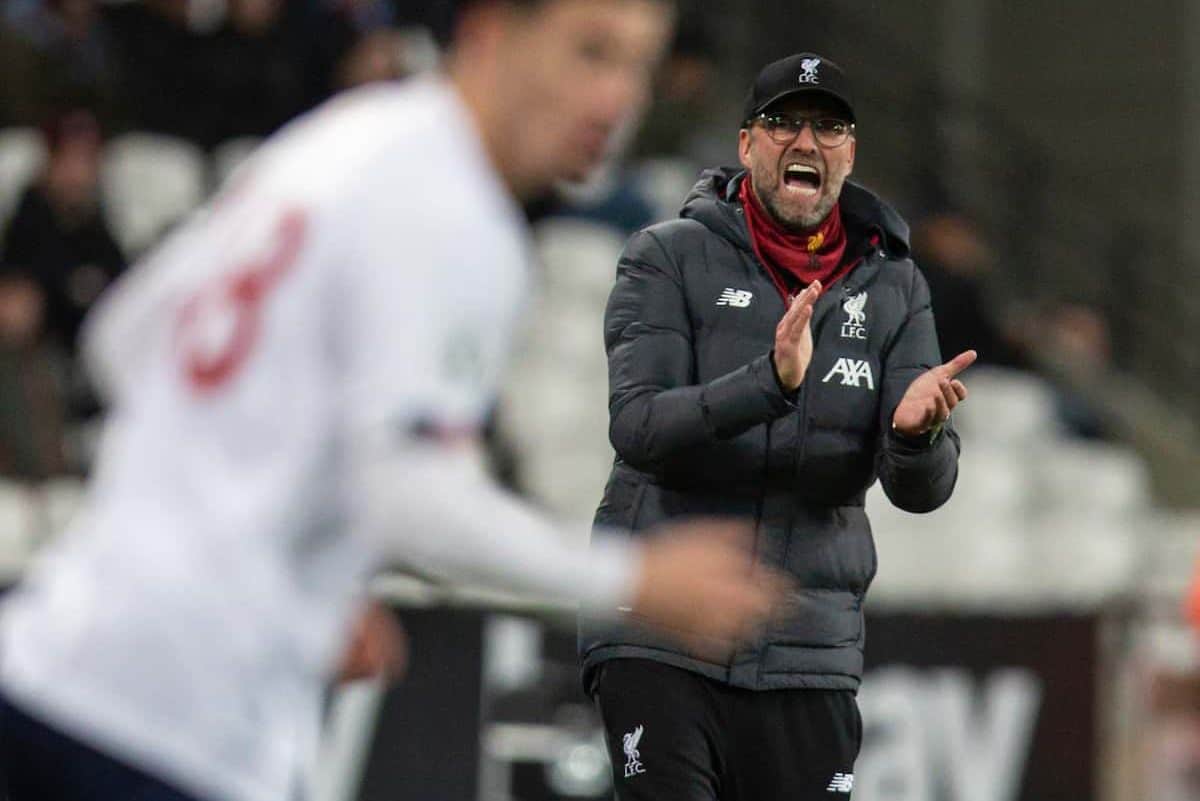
[0,277,45,347]
[627,520,791,660]
[336,601,408,683]
[773,281,821,392]
[891,349,977,437]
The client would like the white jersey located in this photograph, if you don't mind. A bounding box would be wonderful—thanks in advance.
[0,78,634,801]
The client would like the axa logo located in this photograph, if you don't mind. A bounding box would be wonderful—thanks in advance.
[826,772,854,794]
[822,357,875,390]
[840,291,867,340]
[623,725,646,778]
[799,57,822,84]
[716,288,753,308]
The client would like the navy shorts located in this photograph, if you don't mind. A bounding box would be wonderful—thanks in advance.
[594,658,862,801]
[0,691,204,801]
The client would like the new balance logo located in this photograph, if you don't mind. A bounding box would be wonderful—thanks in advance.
[716,288,753,307]
[822,357,875,390]
[826,773,854,793]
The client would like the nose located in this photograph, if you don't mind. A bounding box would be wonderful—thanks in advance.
[791,121,820,152]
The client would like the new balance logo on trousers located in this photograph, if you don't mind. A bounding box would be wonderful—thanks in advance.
[826,772,854,793]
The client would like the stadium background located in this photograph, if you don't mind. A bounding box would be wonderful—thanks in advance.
[0,0,1197,799]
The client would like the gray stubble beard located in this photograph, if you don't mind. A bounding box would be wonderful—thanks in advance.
[751,165,846,233]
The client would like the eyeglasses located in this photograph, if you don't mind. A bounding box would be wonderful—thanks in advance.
[749,114,855,148]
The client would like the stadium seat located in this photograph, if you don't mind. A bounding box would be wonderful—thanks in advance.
[952,367,1061,446]
[0,127,47,237]
[1140,511,1200,601]
[1026,514,1138,604]
[632,157,701,223]
[868,485,1037,609]
[498,220,624,523]
[939,445,1030,518]
[212,136,263,189]
[0,480,36,576]
[1032,441,1150,519]
[39,476,87,540]
[101,132,207,256]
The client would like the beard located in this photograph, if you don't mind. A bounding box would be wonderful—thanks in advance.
[749,162,846,233]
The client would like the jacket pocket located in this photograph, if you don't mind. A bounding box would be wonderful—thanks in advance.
[594,466,649,531]
[765,588,862,648]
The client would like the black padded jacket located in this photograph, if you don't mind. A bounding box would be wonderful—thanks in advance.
[580,169,961,693]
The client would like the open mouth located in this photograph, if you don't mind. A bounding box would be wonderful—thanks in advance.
[783,164,821,194]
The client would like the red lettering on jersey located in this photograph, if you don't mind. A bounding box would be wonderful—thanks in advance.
[175,209,307,393]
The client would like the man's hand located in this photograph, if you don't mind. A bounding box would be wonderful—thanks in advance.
[891,349,977,437]
[336,600,408,683]
[628,520,791,660]
[773,280,822,392]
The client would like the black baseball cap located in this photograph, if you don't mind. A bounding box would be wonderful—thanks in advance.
[742,53,856,124]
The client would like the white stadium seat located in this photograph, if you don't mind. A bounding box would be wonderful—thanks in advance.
[498,220,625,524]
[951,367,1062,447]
[1024,515,1139,604]
[211,136,263,189]
[101,132,207,256]
[39,476,88,541]
[870,419,1151,609]
[632,157,701,223]
[0,128,47,237]
[0,480,37,576]
[1030,440,1150,518]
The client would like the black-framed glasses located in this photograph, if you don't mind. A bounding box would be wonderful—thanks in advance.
[749,114,855,148]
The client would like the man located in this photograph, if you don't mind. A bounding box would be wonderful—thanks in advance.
[1,109,126,354]
[0,3,789,801]
[581,53,976,800]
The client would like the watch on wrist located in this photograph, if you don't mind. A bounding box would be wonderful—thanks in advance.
[893,419,946,446]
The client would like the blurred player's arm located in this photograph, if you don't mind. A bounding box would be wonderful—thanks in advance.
[339,184,787,650]
[348,430,787,652]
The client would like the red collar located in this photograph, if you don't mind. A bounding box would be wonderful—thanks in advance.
[739,178,857,301]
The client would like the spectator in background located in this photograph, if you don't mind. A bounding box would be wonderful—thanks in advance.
[334,27,412,90]
[203,0,315,145]
[912,209,1112,438]
[0,0,120,127]
[102,0,213,145]
[910,210,1022,367]
[631,10,720,165]
[1,110,125,355]
[0,269,69,481]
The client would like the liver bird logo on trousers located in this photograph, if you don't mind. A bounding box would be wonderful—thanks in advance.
[623,725,646,777]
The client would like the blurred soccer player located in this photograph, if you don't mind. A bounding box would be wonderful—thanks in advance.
[0,3,788,800]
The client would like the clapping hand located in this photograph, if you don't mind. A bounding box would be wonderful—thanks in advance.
[891,350,977,437]
[773,280,822,392]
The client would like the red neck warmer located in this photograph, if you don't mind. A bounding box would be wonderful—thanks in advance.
[739,177,853,300]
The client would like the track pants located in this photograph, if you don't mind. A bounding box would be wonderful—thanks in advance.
[594,658,862,801]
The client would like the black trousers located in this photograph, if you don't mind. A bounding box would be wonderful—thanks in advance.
[594,658,862,801]
[0,692,204,801]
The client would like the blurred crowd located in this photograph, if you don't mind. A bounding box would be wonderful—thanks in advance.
[0,0,428,143]
[0,0,432,482]
[0,0,1119,493]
